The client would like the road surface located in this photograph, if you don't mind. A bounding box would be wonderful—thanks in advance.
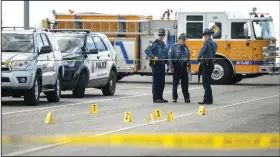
[1,75,280,156]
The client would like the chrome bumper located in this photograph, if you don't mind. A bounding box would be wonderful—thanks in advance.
[259,65,280,75]
[1,70,36,89]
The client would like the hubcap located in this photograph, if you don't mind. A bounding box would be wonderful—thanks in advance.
[110,78,113,87]
[34,80,39,99]
[211,64,224,80]
[56,78,60,96]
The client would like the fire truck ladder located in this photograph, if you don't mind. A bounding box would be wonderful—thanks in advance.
[48,19,151,35]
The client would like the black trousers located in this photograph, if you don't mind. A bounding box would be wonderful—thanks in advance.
[152,63,165,100]
[172,63,190,101]
[201,63,214,103]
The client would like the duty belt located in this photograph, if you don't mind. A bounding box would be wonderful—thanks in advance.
[173,62,187,66]
[155,61,165,64]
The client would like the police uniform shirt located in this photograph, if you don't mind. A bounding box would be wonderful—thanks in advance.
[168,43,191,68]
[197,38,217,62]
[144,39,169,60]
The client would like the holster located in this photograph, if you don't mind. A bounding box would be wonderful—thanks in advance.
[199,59,213,67]
[149,59,165,66]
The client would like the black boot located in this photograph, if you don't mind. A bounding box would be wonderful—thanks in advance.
[153,99,163,103]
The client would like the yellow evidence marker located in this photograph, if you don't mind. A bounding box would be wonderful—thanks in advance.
[124,112,132,122]
[198,106,206,115]
[146,113,155,124]
[154,109,162,120]
[167,112,175,122]
[90,104,98,114]
[45,112,54,124]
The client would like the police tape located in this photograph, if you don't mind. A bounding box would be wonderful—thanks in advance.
[2,133,280,149]
[1,56,280,63]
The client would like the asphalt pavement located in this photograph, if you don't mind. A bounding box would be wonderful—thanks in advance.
[1,75,280,156]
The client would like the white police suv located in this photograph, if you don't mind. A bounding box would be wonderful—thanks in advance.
[1,27,64,105]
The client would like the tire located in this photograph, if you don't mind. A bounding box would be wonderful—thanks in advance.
[211,60,233,84]
[102,71,117,96]
[231,74,243,84]
[46,72,61,102]
[24,74,41,106]
[72,72,87,98]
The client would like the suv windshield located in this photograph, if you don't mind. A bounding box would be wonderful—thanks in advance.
[54,34,85,53]
[252,20,276,40]
[1,33,34,53]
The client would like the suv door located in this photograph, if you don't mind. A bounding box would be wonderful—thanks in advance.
[36,34,50,86]
[84,35,98,82]
[47,33,63,82]
[40,33,56,85]
[93,35,110,79]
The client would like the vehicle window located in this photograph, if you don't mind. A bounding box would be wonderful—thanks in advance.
[186,22,203,39]
[252,20,276,40]
[37,34,44,52]
[47,33,59,51]
[208,22,222,39]
[1,33,34,53]
[40,33,50,46]
[102,37,113,50]
[186,15,203,21]
[54,33,85,53]
[93,36,106,51]
[86,36,96,51]
[231,22,251,39]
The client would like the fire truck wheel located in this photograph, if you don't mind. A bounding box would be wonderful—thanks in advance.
[211,60,233,84]
[231,74,243,84]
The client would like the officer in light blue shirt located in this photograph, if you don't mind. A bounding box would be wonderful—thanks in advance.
[145,28,169,103]
[197,28,218,105]
[168,33,191,103]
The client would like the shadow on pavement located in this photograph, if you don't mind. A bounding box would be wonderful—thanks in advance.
[60,94,125,99]
[1,100,49,106]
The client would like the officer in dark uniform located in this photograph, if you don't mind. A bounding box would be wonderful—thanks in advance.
[145,28,169,103]
[197,28,217,105]
[168,33,191,103]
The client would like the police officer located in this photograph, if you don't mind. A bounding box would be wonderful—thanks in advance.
[145,28,169,103]
[197,28,217,105]
[168,33,191,103]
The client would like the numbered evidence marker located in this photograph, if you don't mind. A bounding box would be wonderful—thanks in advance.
[45,112,54,124]
[90,104,98,114]
[198,106,206,115]
[153,109,162,120]
[166,112,175,122]
[124,112,132,122]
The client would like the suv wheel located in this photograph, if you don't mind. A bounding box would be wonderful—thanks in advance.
[46,72,61,102]
[72,72,87,98]
[24,74,41,106]
[102,71,116,96]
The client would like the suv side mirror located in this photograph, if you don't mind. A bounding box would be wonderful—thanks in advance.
[81,46,86,51]
[40,45,52,54]
[87,49,98,54]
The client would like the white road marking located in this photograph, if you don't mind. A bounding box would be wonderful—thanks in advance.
[135,86,152,89]
[1,87,202,116]
[3,94,279,156]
